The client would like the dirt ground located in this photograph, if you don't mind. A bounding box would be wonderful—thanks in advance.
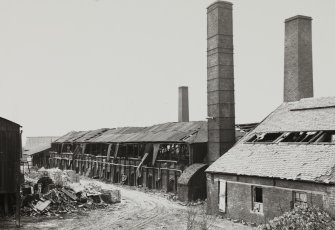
[2,177,254,230]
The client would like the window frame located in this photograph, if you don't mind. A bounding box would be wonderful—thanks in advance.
[293,191,308,208]
[251,186,264,214]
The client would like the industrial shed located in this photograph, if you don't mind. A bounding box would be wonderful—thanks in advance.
[49,121,208,195]
[0,117,21,216]
[47,121,253,200]
[23,136,59,168]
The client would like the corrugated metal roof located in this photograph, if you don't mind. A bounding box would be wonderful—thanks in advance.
[207,96,335,184]
[23,144,51,156]
[54,131,89,143]
[24,136,59,156]
[25,136,59,150]
[73,128,109,142]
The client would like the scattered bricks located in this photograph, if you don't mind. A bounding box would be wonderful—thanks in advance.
[88,194,101,203]
[61,188,78,201]
[100,189,121,204]
[248,223,257,227]
[67,183,85,194]
[65,170,80,183]
[22,194,39,207]
[22,186,33,196]
[34,200,51,212]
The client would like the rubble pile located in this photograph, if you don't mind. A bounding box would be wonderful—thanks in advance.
[21,168,121,217]
[257,205,335,230]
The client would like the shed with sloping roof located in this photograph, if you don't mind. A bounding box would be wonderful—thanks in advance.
[206,97,335,224]
[23,136,59,167]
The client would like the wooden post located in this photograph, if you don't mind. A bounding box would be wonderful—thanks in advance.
[4,194,8,216]
[16,130,22,227]
[106,144,112,162]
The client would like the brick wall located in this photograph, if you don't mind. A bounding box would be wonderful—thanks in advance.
[324,187,335,217]
[207,173,335,224]
[226,182,264,224]
[263,187,292,222]
[206,173,219,215]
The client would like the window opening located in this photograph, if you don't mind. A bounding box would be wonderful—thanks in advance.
[294,192,307,208]
[246,133,282,143]
[300,132,318,142]
[246,131,335,144]
[275,132,290,143]
[315,131,335,143]
[281,132,306,142]
[252,187,263,213]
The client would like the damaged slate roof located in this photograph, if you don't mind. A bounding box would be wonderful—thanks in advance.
[54,121,208,144]
[54,121,255,145]
[206,97,335,184]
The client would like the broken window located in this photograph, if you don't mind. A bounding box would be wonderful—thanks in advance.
[294,192,307,208]
[252,187,263,213]
[281,132,306,142]
[245,131,334,144]
[314,131,335,143]
[246,133,282,143]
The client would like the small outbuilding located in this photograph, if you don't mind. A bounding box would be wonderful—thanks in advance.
[206,97,335,224]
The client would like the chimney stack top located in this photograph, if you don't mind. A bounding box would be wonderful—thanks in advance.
[285,15,312,23]
[207,1,232,11]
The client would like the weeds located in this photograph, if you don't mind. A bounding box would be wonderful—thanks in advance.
[186,202,216,230]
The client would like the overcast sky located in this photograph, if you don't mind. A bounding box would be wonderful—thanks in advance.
[0,0,334,143]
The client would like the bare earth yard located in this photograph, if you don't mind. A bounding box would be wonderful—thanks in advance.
[3,177,253,230]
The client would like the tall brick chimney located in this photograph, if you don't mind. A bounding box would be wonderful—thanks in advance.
[284,15,313,102]
[178,86,189,122]
[207,1,235,164]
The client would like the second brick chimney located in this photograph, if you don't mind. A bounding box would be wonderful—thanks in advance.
[284,15,313,102]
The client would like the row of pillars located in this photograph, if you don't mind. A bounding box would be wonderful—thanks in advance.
[48,154,182,193]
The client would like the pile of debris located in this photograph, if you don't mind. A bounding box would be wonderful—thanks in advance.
[21,168,121,217]
[257,205,335,230]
